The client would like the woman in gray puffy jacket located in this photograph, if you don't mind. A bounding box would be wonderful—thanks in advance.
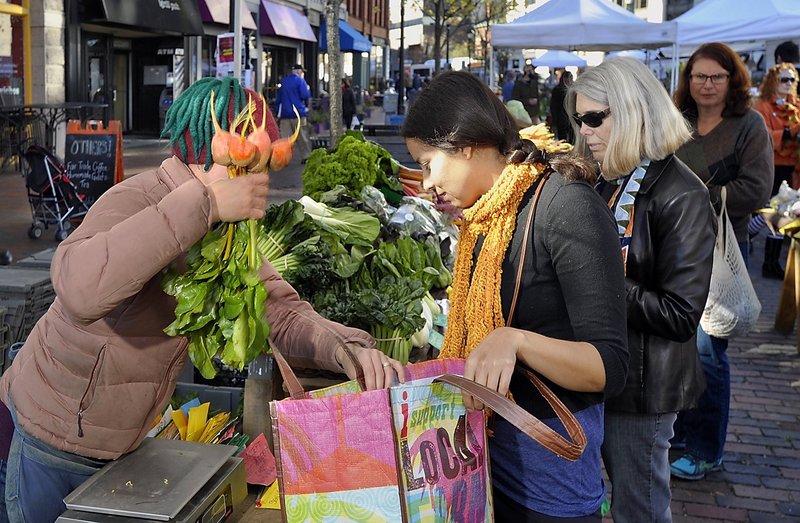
[0,77,403,523]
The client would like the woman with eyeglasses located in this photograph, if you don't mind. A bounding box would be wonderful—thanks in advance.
[567,57,716,523]
[753,63,800,279]
[670,42,773,482]
[403,71,629,522]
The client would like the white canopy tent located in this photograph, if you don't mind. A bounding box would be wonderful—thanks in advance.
[674,0,800,47]
[532,50,587,68]
[491,0,676,51]
[605,50,649,62]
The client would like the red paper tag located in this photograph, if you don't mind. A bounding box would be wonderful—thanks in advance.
[240,433,277,486]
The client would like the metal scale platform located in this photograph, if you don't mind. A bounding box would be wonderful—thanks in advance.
[56,438,247,523]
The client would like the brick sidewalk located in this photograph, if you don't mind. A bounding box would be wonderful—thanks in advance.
[664,252,800,523]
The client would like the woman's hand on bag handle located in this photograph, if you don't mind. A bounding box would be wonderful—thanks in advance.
[463,328,519,411]
[335,343,406,390]
[466,328,607,411]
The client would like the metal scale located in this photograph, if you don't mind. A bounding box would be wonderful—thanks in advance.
[56,438,247,523]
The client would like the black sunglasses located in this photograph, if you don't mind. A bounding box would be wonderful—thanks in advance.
[572,108,611,128]
[779,77,797,84]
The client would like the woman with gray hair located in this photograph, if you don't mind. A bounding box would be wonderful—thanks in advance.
[567,57,716,523]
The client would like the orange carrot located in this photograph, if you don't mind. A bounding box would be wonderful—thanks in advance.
[229,135,256,167]
[246,94,272,173]
[398,165,423,182]
[228,95,258,167]
[268,106,301,171]
[209,90,232,166]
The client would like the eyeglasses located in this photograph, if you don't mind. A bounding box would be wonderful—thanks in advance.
[689,73,730,85]
[779,77,797,84]
[571,108,610,128]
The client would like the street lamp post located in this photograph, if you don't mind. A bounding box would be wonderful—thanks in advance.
[228,0,243,81]
[467,28,474,72]
[398,0,405,114]
[445,24,450,70]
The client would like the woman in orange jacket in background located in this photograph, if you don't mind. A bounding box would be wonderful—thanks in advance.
[754,63,799,278]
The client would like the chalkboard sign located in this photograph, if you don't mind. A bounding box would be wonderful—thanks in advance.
[64,120,123,207]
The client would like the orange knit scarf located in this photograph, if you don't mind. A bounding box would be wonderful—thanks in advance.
[439,162,544,358]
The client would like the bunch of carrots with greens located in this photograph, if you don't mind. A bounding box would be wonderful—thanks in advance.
[162,91,300,379]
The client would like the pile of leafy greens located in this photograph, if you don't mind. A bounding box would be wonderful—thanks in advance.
[285,195,453,363]
[301,131,403,202]
[160,198,375,379]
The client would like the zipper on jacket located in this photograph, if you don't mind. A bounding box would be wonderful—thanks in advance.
[76,345,107,438]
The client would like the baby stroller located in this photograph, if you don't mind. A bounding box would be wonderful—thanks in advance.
[22,145,89,241]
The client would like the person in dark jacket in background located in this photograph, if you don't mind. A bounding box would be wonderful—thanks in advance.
[775,40,800,67]
[671,43,772,481]
[501,70,516,102]
[512,64,540,122]
[568,57,716,523]
[549,69,574,143]
[342,78,357,129]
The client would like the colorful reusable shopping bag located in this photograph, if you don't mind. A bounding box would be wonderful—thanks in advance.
[391,359,491,522]
[270,351,586,523]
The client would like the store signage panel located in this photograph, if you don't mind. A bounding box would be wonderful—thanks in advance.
[100,0,204,35]
[64,120,124,208]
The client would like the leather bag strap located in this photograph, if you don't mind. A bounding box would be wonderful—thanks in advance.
[508,170,551,323]
[272,340,365,399]
[434,374,586,460]
[271,309,367,398]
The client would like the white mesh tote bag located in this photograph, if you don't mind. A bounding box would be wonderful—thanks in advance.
[700,187,761,338]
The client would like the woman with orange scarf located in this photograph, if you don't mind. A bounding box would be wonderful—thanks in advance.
[402,71,629,522]
[754,63,800,278]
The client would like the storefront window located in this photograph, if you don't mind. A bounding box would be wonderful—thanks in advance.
[0,1,25,106]
[371,45,385,92]
[261,49,275,101]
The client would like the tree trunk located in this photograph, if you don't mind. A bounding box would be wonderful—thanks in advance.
[326,0,344,146]
[433,1,442,75]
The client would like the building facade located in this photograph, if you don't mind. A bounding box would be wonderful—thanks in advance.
[2,0,385,135]
[344,0,389,91]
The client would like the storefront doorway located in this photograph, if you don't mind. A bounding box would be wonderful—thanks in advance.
[84,33,111,106]
[261,46,298,105]
[67,0,203,135]
[113,51,129,131]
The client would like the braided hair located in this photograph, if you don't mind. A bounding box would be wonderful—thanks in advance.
[506,138,596,183]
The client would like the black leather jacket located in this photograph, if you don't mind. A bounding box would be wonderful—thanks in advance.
[603,155,715,414]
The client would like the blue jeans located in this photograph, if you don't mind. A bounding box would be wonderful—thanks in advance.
[674,239,746,462]
[739,239,749,268]
[0,405,106,522]
[678,324,730,462]
[603,411,676,523]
